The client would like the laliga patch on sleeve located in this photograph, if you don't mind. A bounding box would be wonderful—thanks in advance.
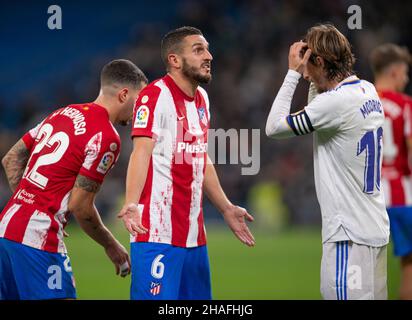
[97,151,115,174]
[134,105,150,128]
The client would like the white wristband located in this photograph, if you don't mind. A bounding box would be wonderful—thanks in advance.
[120,262,130,276]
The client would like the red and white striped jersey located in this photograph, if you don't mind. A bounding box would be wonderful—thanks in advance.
[380,90,412,207]
[0,103,120,253]
[130,74,210,248]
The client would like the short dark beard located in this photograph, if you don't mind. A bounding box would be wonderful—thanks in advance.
[182,58,212,84]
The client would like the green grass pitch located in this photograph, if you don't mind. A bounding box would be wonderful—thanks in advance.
[64,222,400,299]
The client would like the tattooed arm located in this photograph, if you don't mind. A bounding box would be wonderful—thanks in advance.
[68,174,131,277]
[1,139,30,192]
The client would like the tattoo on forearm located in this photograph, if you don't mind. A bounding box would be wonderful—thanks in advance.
[74,175,101,193]
[2,140,30,192]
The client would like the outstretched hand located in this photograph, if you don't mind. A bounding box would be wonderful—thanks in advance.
[223,205,255,247]
[117,203,148,236]
[288,41,312,74]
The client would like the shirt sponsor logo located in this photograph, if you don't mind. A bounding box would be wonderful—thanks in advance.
[134,106,149,128]
[14,188,36,205]
[177,140,208,153]
[97,151,115,174]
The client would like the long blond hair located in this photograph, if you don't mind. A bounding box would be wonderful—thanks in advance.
[305,24,355,82]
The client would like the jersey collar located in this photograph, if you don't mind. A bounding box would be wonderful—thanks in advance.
[90,102,110,119]
[163,74,196,102]
[334,75,360,89]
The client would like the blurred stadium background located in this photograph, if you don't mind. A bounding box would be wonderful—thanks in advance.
[1,0,411,299]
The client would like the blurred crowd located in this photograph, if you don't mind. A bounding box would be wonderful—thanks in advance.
[1,0,411,228]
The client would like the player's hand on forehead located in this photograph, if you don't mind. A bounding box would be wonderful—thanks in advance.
[288,40,311,74]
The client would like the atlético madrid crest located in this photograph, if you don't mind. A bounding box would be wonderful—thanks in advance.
[150,282,161,296]
[198,107,207,126]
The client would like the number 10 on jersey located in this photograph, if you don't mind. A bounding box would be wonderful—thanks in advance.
[357,127,383,194]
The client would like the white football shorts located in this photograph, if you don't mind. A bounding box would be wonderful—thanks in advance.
[320,241,387,300]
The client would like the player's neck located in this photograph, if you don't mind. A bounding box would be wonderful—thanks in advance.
[374,78,398,92]
[326,73,355,91]
[93,96,117,124]
[168,72,198,98]
[323,79,340,91]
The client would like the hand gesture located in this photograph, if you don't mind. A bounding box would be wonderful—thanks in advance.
[288,41,312,74]
[118,203,148,236]
[223,205,255,247]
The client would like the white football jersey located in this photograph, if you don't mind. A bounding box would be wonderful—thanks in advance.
[266,70,390,247]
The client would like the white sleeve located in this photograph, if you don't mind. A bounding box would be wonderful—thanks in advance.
[265,69,303,139]
[266,70,341,139]
[304,92,342,132]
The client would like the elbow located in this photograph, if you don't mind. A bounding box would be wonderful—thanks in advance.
[265,122,279,139]
[265,125,273,138]
[68,203,91,224]
[67,202,80,216]
[68,194,95,222]
[1,154,9,169]
[265,122,291,140]
[68,198,84,217]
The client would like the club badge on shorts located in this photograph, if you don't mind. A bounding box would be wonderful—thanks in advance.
[150,282,161,296]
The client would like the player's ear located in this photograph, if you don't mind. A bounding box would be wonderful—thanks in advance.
[168,53,181,70]
[315,56,324,68]
[389,64,399,79]
[118,88,129,103]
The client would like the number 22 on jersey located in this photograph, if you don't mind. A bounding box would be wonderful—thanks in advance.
[23,123,70,189]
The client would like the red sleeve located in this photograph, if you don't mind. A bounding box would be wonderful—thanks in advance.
[78,131,121,184]
[22,132,35,150]
[131,85,162,139]
[21,121,45,150]
[403,96,412,139]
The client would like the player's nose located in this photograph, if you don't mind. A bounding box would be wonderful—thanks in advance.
[205,49,213,61]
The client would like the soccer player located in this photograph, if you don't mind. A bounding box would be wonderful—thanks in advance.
[370,43,412,299]
[0,59,148,300]
[117,26,255,300]
[265,24,389,300]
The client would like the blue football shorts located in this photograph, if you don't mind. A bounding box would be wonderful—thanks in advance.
[387,206,412,257]
[0,237,76,300]
[130,242,212,300]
